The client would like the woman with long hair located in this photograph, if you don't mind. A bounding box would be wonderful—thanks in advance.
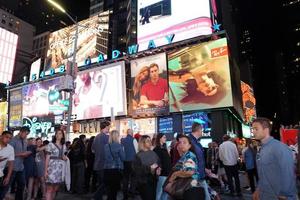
[133,135,160,200]
[44,129,67,200]
[103,130,125,200]
[166,135,205,200]
[153,133,172,200]
[33,138,46,199]
[132,66,149,108]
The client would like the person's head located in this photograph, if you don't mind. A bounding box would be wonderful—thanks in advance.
[65,141,71,148]
[222,134,230,142]
[155,133,167,147]
[36,138,43,147]
[178,135,194,154]
[52,129,65,145]
[43,140,49,146]
[126,129,133,136]
[79,134,86,142]
[1,131,13,145]
[28,137,36,145]
[191,122,203,139]
[100,121,111,134]
[138,66,149,82]
[252,117,272,141]
[72,138,79,145]
[138,135,152,151]
[149,63,159,81]
[109,130,120,144]
[19,126,30,139]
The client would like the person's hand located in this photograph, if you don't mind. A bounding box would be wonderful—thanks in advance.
[169,172,177,183]
[252,190,259,200]
[24,151,32,157]
[278,196,287,200]
[44,171,48,179]
[156,100,165,107]
[0,156,7,162]
[62,155,68,161]
[3,176,10,186]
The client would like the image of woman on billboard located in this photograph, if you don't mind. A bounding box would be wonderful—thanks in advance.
[132,66,149,109]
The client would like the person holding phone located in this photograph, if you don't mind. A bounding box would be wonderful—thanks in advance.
[0,131,14,200]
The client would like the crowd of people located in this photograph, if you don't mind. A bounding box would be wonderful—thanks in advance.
[0,117,298,200]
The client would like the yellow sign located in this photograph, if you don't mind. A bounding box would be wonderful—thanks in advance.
[0,102,8,133]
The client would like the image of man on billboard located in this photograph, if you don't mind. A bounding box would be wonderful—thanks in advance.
[131,53,169,117]
[168,38,233,112]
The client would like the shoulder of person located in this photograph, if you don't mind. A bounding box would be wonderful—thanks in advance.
[6,144,14,152]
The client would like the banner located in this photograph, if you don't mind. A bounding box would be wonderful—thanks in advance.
[0,102,7,133]
[9,88,22,127]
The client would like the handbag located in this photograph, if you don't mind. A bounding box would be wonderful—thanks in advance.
[163,169,193,199]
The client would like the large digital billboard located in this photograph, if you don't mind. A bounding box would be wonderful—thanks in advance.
[22,77,68,117]
[130,53,169,117]
[168,38,233,112]
[0,102,7,133]
[0,27,18,83]
[241,81,256,123]
[137,0,212,51]
[183,112,211,136]
[9,88,23,127]
[72,62,127,120]
[45,11,110,70]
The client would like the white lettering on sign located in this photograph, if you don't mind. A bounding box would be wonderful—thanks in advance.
[23,117,52,135]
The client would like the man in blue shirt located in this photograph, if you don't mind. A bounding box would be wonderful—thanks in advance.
[92,121,110,200]
[189,122,211,200]
[252,117,297,200]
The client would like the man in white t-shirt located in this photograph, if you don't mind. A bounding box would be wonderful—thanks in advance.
[0,131,15,200]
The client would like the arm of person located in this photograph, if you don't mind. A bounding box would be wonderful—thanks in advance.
[140,95,164,107]
[133,139,138,153]
[3,160,13,186]
[44,154,50,178]
[36,146,47,152]
[15,151,31,158]
[91,138,96,153]
[119,145,126,161]
[218,145,224,162]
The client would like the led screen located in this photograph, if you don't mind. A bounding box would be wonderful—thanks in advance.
[72,62,127,120]
[130,53,169,117]
[22,77,68,117]
[0,27,18,83]
[137,0,212,51]
[158,117,173,134]
[168,38,233,112]
[183,112,211,136]
[45,11,109,70]
[9,88,23,127]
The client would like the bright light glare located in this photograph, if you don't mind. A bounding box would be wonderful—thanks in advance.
[47,0,66,13]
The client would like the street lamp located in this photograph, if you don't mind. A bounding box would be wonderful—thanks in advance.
[46,0,78,140]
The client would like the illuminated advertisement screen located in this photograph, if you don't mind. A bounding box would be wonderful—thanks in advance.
[73,62,127,120]
[30,58,41,81]
[183,112,211,136]
[0,27,18,83]
[241,81,256,123]
[22,77,68,117]
[132,118,156,137]
[158,117,173,134]
[168,38,233,112]
[130,53,169,117]
[45,11,110,70]
[9,88,23,127]
[137,0,212,51]
[0,102,7,133]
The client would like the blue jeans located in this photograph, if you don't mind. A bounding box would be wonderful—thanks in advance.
[156,176,168,200]
[199,180,211,200]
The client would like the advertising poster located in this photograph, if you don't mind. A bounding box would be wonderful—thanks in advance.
[158,117,173,134]
[23,116,55,138]
[9,88,23,127]
[241,81,256,123]
[280,128,298,146]
[168,38,233,112]
[137,0,212,51]
[183,112,211,136]
[45,11,110,70]
[73,62,127,120]
[29,58,41,81]
[130,53,169,117]
[132,118,156,138]
[22,77,68,117]
[0,27,18,83]
[0,102,7,133]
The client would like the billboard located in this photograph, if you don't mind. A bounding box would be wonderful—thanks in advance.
[168,38,233,112]
[241,81,256,123]
[0,27,18,83]
[45,11,110,70]
[137,0,212,51]
[132,118,156,137]
[158,117,173,134]
[22,77,68,117]
[130,53,169,117]
[183,112,211,136]
[72,62,127,120]
[9,88,23,127]
[30,58,41,81]
[0,102,7,133]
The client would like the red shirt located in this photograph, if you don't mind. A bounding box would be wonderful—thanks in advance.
[140,78,168,100]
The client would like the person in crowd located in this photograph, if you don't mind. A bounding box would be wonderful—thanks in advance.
[103,130,125,200]
[170,134,183,166]
[65,141,71,154]
[133,135,160,200]
[242,139,258,193]
[45,129,68,200]
[168,135,205,200]
[215,142,228,194]
[188,122,210,200]
[121,129,138,199]
[206,142,218,174]
[153,133,172,200]
[132,66,149,109]
[252,117,297,200]
[24,138,37,200]
[85,136,97,192]
[9,126,31,200]
[219,134,241,196]
[140,63,169,108]
[0,131,14,200]
[92,120,111,200]
[33,138,46,200]
[68,134,86,194]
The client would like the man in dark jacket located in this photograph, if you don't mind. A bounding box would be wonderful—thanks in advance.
[121,129,138,200]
